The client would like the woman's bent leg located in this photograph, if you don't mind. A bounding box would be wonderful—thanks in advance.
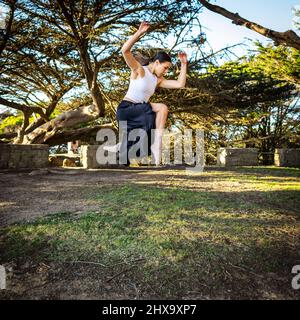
[150,103,169,165]
[150,103,169,130]
[116,101,156,165]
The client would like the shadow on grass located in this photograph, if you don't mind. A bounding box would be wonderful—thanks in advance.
[1,183,300,299]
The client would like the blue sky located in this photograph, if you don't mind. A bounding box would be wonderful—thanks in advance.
[197,0,300,56]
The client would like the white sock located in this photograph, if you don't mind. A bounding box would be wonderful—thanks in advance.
[151,130,164,165]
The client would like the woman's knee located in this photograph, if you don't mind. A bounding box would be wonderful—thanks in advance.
[156,103,168,114]
[161,103,168,114]
[150,102,169,115]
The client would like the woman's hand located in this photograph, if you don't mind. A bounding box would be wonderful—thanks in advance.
[137,21,150,35]
[178,51,188,64]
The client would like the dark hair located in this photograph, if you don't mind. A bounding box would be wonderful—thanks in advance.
[134,51,172,66]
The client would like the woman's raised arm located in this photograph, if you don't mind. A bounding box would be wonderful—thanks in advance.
[158,52,188,89]
[121,22,150,71]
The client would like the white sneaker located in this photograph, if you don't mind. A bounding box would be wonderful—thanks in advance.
[103,142,121,153]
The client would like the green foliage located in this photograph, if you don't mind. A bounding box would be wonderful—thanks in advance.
[0,114,34,133]
[250,43,300,86]
[0,116,23,132]
[184,52,299,164]
[0,1,298,149]
[292,6,300,30]
[49,109,62,120]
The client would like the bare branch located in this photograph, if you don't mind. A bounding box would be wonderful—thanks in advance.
[199,0,300,50]
[0,0,17,56]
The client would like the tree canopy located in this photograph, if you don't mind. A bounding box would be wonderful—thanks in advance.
[0,0,299,164]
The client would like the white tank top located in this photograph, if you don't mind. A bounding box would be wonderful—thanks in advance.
[124,66,158,103]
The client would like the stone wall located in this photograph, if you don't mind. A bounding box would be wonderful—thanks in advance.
[274,149,300,167]
[80,145,109,169]
[81,145,96,169]
[217,148,258,167]
[0,144,49,169]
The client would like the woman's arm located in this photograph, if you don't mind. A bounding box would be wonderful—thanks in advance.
[121,22,150,71]
[158,52,188,89]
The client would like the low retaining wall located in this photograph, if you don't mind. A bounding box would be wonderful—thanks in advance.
[217,148,258,167]
[274,149,300,167]
[81,145,102,169]
[0,144,49,169]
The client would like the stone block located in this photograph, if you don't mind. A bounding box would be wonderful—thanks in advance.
[217,148,258,167]
[0,144,49,169]
[274,149,300,167]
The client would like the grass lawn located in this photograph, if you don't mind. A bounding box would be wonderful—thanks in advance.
[0,166,300,299]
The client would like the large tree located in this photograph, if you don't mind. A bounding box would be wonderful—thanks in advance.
[0,0,205,144]
[180,59,299,165]
[1,0,298,152]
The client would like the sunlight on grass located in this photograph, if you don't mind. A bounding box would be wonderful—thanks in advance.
[1,167,299,298]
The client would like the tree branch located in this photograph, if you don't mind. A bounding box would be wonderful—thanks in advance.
[45,124,117,146]
[0,0,16,56]
[199,0,300,50]
[0,96,46,117]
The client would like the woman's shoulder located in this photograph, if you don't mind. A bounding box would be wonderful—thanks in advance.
[130,66,146,80]
[156,76,164,86]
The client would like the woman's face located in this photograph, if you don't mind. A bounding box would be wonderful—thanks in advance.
[154,60,172,77]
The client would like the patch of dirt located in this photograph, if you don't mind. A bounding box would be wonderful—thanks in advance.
[0,167,172,225]
[1,166,299,300]
[0,259,299,300]
[0,166,245,226]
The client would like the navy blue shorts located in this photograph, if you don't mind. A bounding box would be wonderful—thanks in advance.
[116,100,156,163]
[116,100,156,131]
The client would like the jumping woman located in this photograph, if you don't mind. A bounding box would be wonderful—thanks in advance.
[107,21,188,166]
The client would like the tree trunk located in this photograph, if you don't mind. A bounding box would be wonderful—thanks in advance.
[0,132,17,140]
[78,44,106,117]
[13,110,31,144]
[45,124,117,146]
[22,104,100,144]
